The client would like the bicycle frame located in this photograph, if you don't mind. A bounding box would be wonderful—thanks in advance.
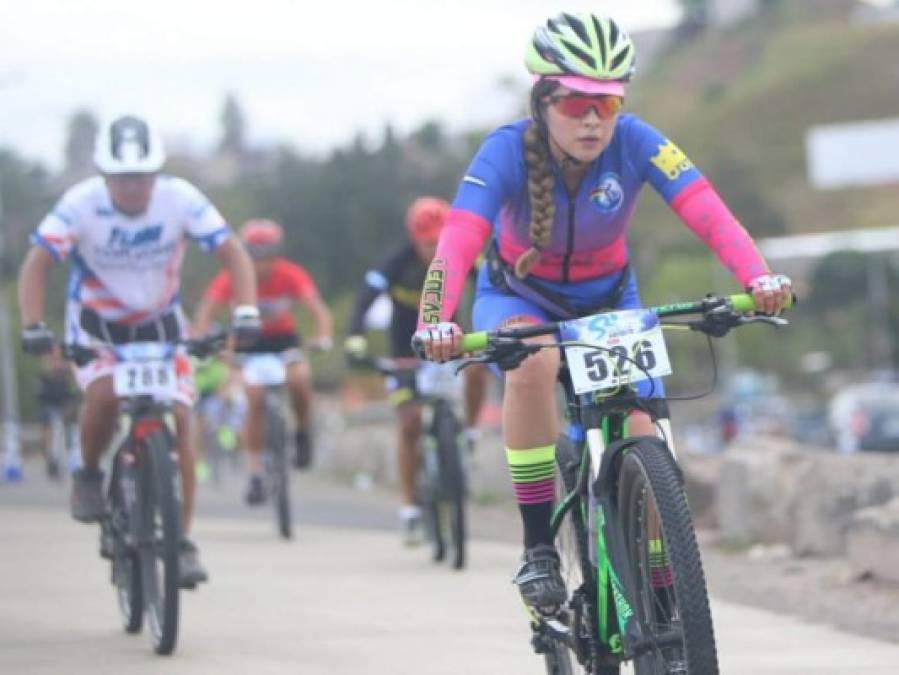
[549,379,667,660]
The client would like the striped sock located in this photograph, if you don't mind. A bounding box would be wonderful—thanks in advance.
[506,445,556,548]
[649,538,673,588]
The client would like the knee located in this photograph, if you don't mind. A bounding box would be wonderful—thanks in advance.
[83,378,118,418]
[505,348,559,390]
[244,387,266,415]
[397,407,422,441]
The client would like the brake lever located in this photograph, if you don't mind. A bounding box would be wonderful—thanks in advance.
[454,338,541,373]
[740,314,789,328]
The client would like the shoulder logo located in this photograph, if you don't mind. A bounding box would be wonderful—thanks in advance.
[589,173,624,213]
[650,140,694,181]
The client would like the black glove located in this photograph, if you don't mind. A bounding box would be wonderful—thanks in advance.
[21,322,55,355]
[231,305,261,349]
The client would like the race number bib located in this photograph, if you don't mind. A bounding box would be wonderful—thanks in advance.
[560,309,672,395]
[113,360,178,399]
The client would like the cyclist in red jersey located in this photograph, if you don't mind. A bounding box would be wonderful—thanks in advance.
[194,219,333,503]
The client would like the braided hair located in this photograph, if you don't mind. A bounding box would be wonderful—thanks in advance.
[515,79,559,279]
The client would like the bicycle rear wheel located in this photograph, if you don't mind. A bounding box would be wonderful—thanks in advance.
[617,439,718,674]
[138,429,181,655]
[433,401,466,570]
[265,397,292,540]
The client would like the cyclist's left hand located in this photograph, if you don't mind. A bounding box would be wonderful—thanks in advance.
[747,273,792,315]
[231,305,261,349]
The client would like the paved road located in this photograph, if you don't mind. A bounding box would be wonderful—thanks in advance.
[2,470,899,673]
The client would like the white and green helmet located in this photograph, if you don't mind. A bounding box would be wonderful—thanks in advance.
[525,13,636,82]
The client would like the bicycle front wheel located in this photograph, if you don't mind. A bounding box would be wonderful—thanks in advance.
[138,430,181,655]
[617,439,718,674]
[265,397,292,540]
[433,401,466,570]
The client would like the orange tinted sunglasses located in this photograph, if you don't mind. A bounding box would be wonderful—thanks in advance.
[546,93,623,120]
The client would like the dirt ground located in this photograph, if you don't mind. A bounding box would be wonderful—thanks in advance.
[698,532,899,644]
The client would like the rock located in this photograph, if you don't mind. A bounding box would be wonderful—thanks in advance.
[846,497,899,584]
[715,437,810,545]
[788,456,897,557]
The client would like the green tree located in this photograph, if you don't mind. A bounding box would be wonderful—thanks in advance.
[219,93,246,154]
[63,109,98,175]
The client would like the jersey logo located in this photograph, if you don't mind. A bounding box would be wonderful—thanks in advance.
[108,224,163,248]
[463,175,487,188]
[589,173,624,213]
[650,140,694,181]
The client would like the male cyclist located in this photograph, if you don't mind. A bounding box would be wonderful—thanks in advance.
[345,197,488,543]
[193,219,333,504]
[18,114,260,587]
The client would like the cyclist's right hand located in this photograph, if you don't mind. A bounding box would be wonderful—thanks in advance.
[21,322,54,355]
[343,335,369,367]
[411,322,463,363]
[231,305,261,349]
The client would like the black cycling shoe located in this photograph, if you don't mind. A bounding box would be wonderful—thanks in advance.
[293,430,313,470]
[513,544,567,613]
[46,458,61,480]
[179,539,209,588]
[245,474,266,506]
[70,467,105,523]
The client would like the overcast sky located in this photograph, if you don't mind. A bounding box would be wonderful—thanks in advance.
[0,1,681,169]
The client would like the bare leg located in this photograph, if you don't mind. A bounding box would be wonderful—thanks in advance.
[243,384,266,474]
[79,376,119,470]
[396,402,423,506]
[173,403,196,535]
[285,360,313,431]
[462,363,488,429]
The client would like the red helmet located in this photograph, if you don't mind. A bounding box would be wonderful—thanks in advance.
[240,219,283,259]
[405,197,449,244]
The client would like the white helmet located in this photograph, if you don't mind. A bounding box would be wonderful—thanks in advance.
[93,114,166,174]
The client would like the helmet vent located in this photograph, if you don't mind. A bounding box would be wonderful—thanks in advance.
[611,47,632,72]
[562,39,597,71]
[607,17,619,47]
[109,116,150,161]
[562,13,589,44]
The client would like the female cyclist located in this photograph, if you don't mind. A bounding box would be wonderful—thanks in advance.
[413,12,791,612]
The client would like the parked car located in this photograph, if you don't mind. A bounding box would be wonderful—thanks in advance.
[829,382,899,453]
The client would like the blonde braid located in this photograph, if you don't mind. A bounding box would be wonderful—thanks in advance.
[514,124,556,278]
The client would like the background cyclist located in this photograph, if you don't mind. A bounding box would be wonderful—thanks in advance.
[413,13,792,612]
[194,219,334,504]
[345,196,488,543]
[36,345,80,479]
[18,113,260,587]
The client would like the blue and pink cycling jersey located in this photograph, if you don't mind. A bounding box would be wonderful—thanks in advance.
[421,115,769,329]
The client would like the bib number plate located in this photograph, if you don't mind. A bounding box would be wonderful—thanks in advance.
[560,309,672,395]
[113,360,178,399]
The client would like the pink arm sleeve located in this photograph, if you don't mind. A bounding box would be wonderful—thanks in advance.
[418,209,491,328]
[670,179,770,288]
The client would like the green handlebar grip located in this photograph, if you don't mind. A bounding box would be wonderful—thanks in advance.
[730,292,796,313]
[461,331,489,353]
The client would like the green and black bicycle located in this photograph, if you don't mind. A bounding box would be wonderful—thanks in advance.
[445,292,791,675]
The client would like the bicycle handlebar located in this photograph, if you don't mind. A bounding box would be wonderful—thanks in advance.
[414,291,796,359]
[62,331,227,366]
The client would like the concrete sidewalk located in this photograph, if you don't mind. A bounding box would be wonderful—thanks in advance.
[1,506,897,674]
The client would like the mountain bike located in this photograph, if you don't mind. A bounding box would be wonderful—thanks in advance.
[438,292,792,674]
[237,352,294,539]
[362,356,469,569]
[66,333,223,655]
